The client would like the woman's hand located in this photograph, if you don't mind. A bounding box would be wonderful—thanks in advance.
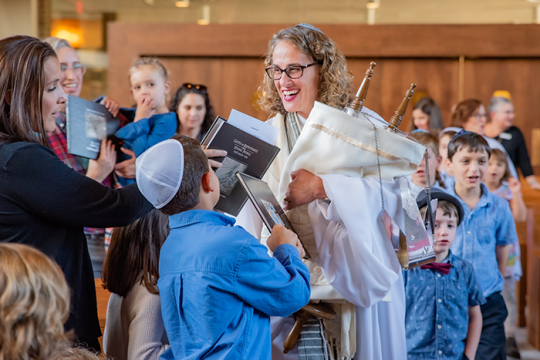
[100,96,120,117]
[114,148,136,179]
[86,139,116,183]
[134,97,155,122]
[201,145,227,168]
[283,169,327,211]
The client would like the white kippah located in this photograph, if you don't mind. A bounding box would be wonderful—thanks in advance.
[136,139,184,209]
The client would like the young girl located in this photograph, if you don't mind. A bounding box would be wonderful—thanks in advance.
[485,148,526,358]
[102,209,170,360]
[168,83,215,142]
[115,58,177,184]
[438,128,457,187]
[407,130,445,199]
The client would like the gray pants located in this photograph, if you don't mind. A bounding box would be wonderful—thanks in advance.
[502,275,517,337]
[85,233,106,278]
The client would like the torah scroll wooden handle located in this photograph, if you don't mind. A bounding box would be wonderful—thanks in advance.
[349,61,376,112]
[283,302,337,353]
[389,83,416,131]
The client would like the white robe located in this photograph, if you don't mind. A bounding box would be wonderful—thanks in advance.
[236,114,407,360]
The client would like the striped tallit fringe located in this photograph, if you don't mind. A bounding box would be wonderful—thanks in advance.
[297,317,328,360]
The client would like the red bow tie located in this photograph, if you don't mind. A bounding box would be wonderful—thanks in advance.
[420,262,453,275]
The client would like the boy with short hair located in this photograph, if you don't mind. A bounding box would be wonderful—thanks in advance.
[135,135,311,360]
[404,189,485,360]
[445,131,518,359]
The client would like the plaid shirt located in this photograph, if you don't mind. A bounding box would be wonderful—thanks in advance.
[47,113,87,174]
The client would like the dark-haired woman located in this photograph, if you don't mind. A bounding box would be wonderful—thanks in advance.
[409,97,444,133]
[102,209,170,360]
[169,83,215,142]
[0,35,153,351]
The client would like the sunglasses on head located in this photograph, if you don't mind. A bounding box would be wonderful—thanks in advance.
[182,83,207,93]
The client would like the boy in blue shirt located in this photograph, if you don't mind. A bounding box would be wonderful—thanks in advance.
[136,135,310,360]
[404,189,485,360]
[445,131,518,359]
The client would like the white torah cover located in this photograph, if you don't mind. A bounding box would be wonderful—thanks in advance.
[274,102,425,360]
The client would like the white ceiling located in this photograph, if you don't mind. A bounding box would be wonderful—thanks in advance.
[52,0,539,24]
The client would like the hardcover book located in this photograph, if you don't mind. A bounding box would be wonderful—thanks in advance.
[66,95,121,159]
[203,115,280,216]
[236,172,310,259]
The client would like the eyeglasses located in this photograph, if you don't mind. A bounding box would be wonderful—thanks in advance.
[472,112,487,119]
[265,61,321,80]
[60,62,86,75]
[182,83,207,93]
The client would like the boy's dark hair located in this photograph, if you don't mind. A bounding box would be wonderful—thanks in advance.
[160,135,210,215]
[420,200,459,224]
[447,131,491,162]
[102,209,170,297]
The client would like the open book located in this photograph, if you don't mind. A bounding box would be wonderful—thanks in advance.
[66,95,121,159]
[235,172,310,259]
[202,111,280,216]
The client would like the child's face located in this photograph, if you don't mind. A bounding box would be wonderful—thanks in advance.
[438,134,452,162]
[433,208,457,255]
[130,65,170,108]
[487,157,506,185]
[412,109,430,131]
[411,148,441,187]
[447,147,489,191]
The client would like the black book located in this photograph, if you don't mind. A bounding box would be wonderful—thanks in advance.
[203,116,280,216]
[66,95,121,159]
[235,172,310,259]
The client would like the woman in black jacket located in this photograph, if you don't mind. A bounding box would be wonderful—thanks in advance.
[0,36,153,351]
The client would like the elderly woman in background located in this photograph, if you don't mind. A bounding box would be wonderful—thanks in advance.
[485,96,540,190]
[236,24,407,360]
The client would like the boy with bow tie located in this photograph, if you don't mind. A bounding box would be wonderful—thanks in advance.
[403,189,485,360]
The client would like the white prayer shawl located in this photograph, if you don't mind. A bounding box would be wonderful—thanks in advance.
[258,103,423,360]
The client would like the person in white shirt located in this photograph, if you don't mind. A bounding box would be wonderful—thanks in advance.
[102,209,170,360]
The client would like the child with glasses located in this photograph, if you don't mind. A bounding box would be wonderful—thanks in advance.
[115,57,177,185]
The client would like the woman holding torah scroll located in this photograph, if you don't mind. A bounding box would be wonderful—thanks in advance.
[236,24,416,360]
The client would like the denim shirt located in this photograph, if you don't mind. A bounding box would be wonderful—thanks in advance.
[158,210,310,360]
[446,181,517,297]
[403,252,485,359]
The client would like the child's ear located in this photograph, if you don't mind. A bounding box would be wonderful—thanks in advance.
[201,172,215,193]
[446,157,452,170]
[436,155,442,168]
[164,81,171,95]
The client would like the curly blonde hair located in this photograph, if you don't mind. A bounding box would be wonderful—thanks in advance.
[258,25,355,116]
[0,243,70,360]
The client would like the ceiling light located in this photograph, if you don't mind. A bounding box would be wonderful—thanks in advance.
[175,0,189,7]
[142,0,154,5]
[366,0,380,9]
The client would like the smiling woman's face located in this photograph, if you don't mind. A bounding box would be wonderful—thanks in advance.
[42,57,67,133]
[271,41,320,119]
[56,46,83,97]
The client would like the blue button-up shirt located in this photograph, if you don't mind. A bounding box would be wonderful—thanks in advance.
[403,252,485,359]
[446,181,517,297]
[158,210,310,360]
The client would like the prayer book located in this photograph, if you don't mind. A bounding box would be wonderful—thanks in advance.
[236,172,310,259]
[202,114,280,216]
[66,95,121,159]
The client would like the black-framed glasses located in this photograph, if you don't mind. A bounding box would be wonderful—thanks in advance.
[265,61,321,80]
[182,83,207,93]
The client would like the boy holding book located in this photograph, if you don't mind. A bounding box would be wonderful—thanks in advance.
[135,135,310,360]
[445,131,518,359]
[403,189,485,360]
